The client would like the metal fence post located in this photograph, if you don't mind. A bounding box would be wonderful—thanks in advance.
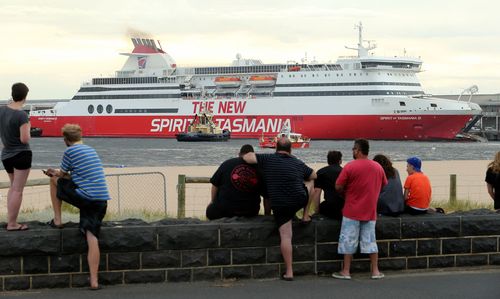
[117,175,121,215]
[449,174,457,204]
[177,174,186,218]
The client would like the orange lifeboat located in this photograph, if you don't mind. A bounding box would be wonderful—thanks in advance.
[214,77,241,87]
[248,75,276,86]
[288,66,301,72]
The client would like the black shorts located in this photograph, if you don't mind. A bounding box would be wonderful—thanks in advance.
[57,178,107,238]
[2,151,32,173]
[205,201,260,220]
[319,200,343,220]
[272,196,308,228]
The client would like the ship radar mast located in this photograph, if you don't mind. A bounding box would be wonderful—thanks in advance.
[345,22,376,57]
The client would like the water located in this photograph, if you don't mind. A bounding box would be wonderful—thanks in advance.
[13,138,500,169]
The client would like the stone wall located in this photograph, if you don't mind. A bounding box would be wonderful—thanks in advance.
[1,213,500,291]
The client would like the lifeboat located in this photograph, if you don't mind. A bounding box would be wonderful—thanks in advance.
[248,75,276,87]
[214,77,241,87]
[288,66,301,72]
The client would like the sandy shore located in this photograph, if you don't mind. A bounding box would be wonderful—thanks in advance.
[0,160,493,218]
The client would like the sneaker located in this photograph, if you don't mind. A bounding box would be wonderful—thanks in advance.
[332,272,351,280]
[371,273,385,280]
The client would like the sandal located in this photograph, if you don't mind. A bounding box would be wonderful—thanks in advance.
[47,219,64,229]
[281,273,293,281]
[332,272,351,280]
[6,223,29,231]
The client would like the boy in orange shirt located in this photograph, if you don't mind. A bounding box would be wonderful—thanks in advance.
[404,157,444,215]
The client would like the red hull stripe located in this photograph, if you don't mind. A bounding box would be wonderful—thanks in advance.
[30,114,471,140]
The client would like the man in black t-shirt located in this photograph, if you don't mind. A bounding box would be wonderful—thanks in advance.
[206,144,263,220]
[303,150,344,221]
[242,138,316,281]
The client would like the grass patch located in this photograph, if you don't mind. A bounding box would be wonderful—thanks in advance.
[431,199,493,213]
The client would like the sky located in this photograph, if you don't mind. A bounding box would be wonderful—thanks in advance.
[1,0,499,100]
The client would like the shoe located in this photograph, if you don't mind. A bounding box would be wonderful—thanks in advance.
[371,273,385,280]
[89,285,102,291]
[435,208,445,214]
[331,272,351,280]
[6,224,29,231]
[47,219,64,229]
[281,273,293,281]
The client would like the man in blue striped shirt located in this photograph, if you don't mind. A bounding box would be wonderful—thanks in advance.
[45,124,110,290]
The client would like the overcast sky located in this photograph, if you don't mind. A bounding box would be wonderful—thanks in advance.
[1,0,498,99]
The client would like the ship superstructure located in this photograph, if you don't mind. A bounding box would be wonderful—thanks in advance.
[30,23,481,140]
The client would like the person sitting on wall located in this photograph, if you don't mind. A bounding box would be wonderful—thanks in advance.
[404,156,444,215]
[44,124,110,290]
[206,144,268,220]
[485,151,500,213]
[303,150,344,221]
[373,154,404,216]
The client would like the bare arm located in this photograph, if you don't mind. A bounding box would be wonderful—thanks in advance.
[211,185,218,203]
[307,170,317,181]
[335,183,344,193]
[19,122,31,144]
[46,168,70,179]
[242,152,257,164]
[487,183,495,200]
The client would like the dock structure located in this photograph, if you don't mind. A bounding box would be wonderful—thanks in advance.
[438,93,500,140]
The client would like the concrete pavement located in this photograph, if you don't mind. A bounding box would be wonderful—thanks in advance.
[1,268,499,299]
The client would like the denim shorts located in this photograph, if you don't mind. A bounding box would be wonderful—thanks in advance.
[338,216,378,254]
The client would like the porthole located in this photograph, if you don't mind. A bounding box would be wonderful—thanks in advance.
[106,105,113,113]
[97,105,103,114]
[88,105,94,114]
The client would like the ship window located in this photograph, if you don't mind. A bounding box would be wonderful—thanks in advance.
[88,105,94,114]
[106,105,113,113]
[399,101,406,106]
[97,105,103,114]
[431,103,437,107]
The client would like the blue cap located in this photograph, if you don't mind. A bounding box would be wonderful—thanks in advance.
[407,156,422,172]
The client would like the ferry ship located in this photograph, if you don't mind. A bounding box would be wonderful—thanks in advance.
[30,23,482,140]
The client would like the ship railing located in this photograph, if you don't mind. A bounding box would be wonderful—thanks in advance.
[457,85,479,103]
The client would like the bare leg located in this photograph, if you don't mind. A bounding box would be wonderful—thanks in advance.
[6,168,30,230]
[49,176,63,226]
[370,253,381,276]
[340,254,352,276]
[279,220,293,278]
[86,231,100,288]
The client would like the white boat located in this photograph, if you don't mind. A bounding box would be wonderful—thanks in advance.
[29,23,481,140]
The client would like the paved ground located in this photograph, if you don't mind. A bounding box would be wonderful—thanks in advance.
[1,268,499,299]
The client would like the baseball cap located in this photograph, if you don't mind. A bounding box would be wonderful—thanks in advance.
[407,156,422,172]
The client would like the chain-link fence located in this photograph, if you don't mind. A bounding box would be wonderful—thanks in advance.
[430,174,489,203]
[0,172,167,221]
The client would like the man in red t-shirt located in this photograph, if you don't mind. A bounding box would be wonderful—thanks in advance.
[333,139,387,280]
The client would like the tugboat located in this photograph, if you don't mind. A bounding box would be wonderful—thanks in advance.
[30,127,43,137]
[259,124,310,148]
[175,110,231,142]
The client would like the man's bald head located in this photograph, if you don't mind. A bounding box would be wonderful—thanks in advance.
[276,137,292,153]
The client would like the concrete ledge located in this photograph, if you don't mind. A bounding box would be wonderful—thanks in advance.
[1,210,499,290]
